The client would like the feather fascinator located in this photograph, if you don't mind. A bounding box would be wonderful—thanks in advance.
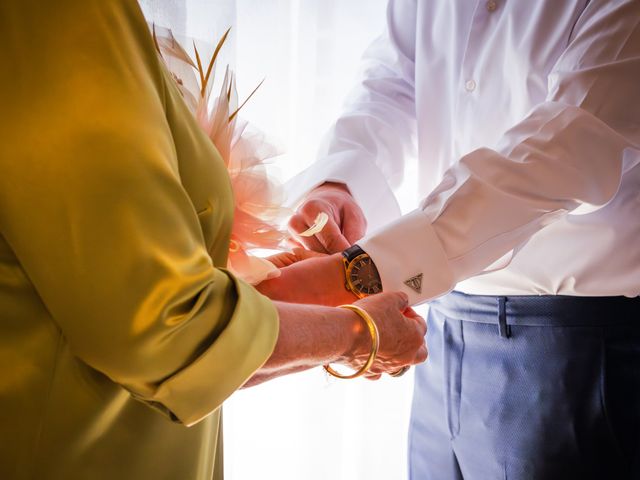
[153,25,289,284]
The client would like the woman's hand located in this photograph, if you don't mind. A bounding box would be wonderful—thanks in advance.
[337,292,427,380]
[244,292,427,388]
[257,252,428,378]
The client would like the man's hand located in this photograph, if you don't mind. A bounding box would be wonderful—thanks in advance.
[289,182,367,253]
[256,252,358,306]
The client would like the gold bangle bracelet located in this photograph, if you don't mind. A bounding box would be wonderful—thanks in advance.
[323,304,380,380]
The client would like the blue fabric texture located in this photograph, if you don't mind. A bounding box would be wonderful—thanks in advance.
[408,291,640,480]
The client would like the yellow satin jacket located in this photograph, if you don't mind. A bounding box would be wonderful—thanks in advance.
[0,1,279,479]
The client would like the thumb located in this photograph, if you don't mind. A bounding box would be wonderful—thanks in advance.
[314,220,351,253]
[341,202,367,244]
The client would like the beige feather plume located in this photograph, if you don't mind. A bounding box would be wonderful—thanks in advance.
[153,25,289,284]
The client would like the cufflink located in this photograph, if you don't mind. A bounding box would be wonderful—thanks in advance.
[404,273,423,294]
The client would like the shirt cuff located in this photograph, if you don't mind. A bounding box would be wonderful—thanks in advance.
[359,209,455,305]
[285,152,402,232]
[143,271,279,426]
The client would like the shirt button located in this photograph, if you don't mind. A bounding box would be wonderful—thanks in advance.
[465,79,476,92]
[486,0,497,12]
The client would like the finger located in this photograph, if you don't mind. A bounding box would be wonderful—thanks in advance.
[367,364,384,375]
[364,373,382,381]
[404,307,420,318]
[314,219,351,253]
[416,318,427,337]
[266,251,297,268]
[355,291,409,314]
[288,215,327,253]
[341,202,367,244]
[286,237,304,250]
[299,201,350,253]
[413,344,428,364]
[298,199,336,229]
[404,308,427,336]
[287,214,308,236]
[291,247,327,261]
[268,249,322,268]
[301,234,329,253]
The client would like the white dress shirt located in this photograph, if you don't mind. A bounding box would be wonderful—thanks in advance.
[288,0,640,305]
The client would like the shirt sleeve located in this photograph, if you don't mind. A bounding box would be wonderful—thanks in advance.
[0,3,278,427]
[360,0,640,305]
[285,0,417,231]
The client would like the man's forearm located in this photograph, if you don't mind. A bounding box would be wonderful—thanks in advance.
[255,253,357,307]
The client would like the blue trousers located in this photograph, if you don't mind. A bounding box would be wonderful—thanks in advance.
[408,292,640,480]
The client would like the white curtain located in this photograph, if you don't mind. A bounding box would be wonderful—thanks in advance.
[140,2,417,480]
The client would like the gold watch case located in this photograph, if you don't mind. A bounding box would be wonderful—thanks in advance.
[343,253,383,298]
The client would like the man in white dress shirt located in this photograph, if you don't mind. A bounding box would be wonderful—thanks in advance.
[282,0,640,478]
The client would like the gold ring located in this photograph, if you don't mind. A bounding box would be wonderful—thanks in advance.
[389,365,410,377]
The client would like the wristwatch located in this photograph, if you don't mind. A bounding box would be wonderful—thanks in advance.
[342,245,383,298]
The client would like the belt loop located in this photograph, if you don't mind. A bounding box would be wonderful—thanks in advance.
[498,297,510,338]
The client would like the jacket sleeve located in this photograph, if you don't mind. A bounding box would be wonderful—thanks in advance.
[286,0,418,231]
[0,2,278,426]
[359,0,640,304]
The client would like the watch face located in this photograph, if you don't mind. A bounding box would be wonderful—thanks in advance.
[349,255,382,296]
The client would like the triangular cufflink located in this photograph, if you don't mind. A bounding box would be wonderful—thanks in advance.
[404,273,423,294]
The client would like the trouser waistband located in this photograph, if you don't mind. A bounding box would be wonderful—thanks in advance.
[429,291,640,336]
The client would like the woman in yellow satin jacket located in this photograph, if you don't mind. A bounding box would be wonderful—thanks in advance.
[0,1,428,479]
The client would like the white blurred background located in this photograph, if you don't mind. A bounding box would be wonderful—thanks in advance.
[140,2,417,479]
